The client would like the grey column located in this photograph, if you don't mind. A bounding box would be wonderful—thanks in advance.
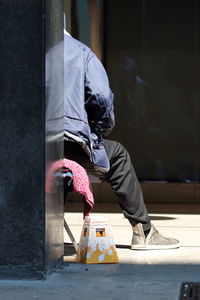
[0,0,64,279]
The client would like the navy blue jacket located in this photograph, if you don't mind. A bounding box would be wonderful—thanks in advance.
[64,34,115,172]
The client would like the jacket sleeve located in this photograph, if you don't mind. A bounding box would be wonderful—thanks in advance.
[84,51,115,137]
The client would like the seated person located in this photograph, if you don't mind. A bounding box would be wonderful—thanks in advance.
[64,30,180,250]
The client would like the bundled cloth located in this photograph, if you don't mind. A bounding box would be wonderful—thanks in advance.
[46,159,94,218]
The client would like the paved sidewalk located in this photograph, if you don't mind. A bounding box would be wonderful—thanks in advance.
[0,212,200,300]
[64,212,200,265]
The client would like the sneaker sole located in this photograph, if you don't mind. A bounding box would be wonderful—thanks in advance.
[131,243,180,250]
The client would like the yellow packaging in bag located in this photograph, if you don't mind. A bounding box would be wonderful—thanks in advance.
[76,216,118,264]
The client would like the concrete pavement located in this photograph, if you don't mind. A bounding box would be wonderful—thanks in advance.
[0,211,200,300]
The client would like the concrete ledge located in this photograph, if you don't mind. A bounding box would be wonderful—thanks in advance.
[0,266,45,280]
[66,182,200,204]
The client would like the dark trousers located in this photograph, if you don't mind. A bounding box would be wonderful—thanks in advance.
[64,139,150,228]
[103,140,150,228]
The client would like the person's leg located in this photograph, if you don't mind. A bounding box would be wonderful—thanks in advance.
[102,139,151,230]
[102,139,180,249]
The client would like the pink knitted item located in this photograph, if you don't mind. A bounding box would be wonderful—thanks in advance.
[63,158,94,217]
[46,159,94,217]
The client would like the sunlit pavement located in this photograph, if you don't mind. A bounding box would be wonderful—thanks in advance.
[61,211,200,299]
[64,212,200,265]
[0,211,200,300]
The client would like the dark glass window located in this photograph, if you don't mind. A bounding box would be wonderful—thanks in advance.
[106,0,200,182]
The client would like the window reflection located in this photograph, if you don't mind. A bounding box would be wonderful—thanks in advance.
[64,0,104,61]
[106,0,200,182]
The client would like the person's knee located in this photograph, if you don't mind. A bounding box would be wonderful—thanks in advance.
[111,140,130,160]
[116,141,128,154]
[104,139,130,161]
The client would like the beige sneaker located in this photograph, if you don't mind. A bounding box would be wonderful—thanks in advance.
[131,223,180,250]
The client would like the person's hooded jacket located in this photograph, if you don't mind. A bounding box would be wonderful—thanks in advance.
[64,33,115,172]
